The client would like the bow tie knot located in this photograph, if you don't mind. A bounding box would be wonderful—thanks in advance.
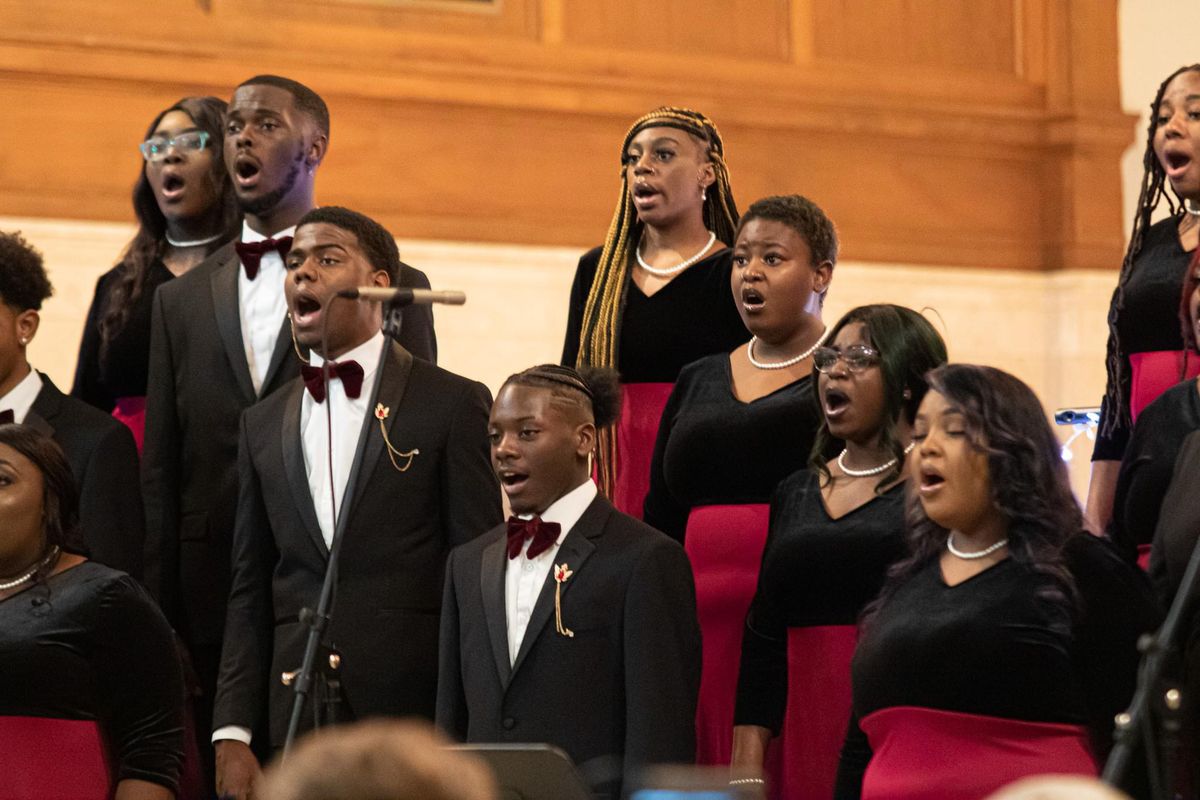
[506,516,561,560]
[235,235,293,279]
[301,360,365,403]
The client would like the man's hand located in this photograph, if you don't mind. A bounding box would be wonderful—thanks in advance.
[215,740,262,800]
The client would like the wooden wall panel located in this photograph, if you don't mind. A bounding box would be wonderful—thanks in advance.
[0,0,1135,271]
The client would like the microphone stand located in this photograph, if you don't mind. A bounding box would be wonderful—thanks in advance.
[1102,527,1200,797]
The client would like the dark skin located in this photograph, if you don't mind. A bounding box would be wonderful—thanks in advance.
[0,299,38,400]
[224,83,327,237]
[216,221,388,800]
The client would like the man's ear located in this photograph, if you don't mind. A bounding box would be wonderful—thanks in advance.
[371,269,391,289]
[575,422,596,458]
[15,309,39,347]
[306,132,329,170]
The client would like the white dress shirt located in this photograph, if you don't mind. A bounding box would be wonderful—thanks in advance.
[505,479,597,665]
[302,331,386,549]
[212,331,384,746]
[0,367,43,423]
[238,221,293,396]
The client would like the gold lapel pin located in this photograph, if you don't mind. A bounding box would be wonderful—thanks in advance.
[375,403,419,473]
[553,563,575,638]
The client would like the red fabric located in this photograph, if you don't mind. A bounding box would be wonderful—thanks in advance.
[1129,350,1200,423]
[611,382,674,519]
[686,504,771,765]
[0,716,111,799]
[301,360,365,402]
[859,706,1097,800]
[506,516,561,560]
[234,236,293,279]
[780,625,858,800]
[112,395,147,453]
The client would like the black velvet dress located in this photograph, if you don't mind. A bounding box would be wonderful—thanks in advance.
[834,535,1159,800]
[735,470,906,800]
[0,561,185,797]
[1110,379,1200,562]
[561,246,749,518]
[1095,217,1197,462]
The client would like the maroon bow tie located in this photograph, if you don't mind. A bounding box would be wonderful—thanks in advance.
[506,516,561,560]
[0,409,12,424]
[301,360,364,403]
[235,235,293,279]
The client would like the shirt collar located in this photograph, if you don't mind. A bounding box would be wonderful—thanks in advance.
[520,479,597,545]
[241,220,297,244]
[0,367,44,424]
[309,330,387,378]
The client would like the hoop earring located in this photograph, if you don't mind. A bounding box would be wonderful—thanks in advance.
[289,316,310,364]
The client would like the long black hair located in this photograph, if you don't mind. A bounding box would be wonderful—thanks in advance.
[810,305,948,492]
[1101,64,1200,439]
[865,365,1082,623]
[99,96,239,358]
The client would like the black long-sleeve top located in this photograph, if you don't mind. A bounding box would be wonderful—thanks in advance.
[72,262,174,412]
[1095,217,1194,461]
[735,471,906,734]
[1109,379,1200,562]
[835,534,1160,796]
[643,354,821,541]
[0,561,185,792]
[561,246,750,381]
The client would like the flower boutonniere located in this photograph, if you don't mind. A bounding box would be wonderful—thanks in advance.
[375,403,419,473]
[553,563,574,638]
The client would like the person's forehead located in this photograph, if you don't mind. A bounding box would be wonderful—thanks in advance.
[293,222,359,250]
[229,83,296,115]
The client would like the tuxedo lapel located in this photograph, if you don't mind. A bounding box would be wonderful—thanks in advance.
[479,534,512,688]
[344,341,414,515]
[280,383,328,559]
[261,315,297,396]
[210,254,257,403]
[509,497,608,677]
[25,374,61,437]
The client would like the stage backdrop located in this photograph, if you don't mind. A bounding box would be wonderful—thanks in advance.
[0,0,1153,497]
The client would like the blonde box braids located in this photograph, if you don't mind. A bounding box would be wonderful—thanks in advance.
[575,107,739,497]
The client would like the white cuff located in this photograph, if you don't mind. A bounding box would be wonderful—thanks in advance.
[212,725,253,746]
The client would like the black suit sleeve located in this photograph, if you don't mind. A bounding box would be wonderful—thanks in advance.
[435,549,469,740]
[440,381,502,547]
[642,383,688,542]
[734,493,789,733]
[390,262,438,364]
[833,712,870,799]
[213,412,278,732]
[623,538,701,776]
[72,273,116,413]
[142,288,182,619]
[561,251,597,367]
[78,421,146,580]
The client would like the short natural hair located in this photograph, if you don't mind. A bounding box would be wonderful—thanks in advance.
[296,206,399,283]
[260,720,498,800]
[238,74,330,138]
[735,194,839,267]
[501,364,622,429]
[0,231,53,311]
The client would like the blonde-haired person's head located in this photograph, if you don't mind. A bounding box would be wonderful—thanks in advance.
[984,776,1132,800]
[259,720,498,800]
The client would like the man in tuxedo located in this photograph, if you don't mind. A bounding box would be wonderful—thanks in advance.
[213,206,500,799]
[0,230,144,577]
[142,74,437,775]
[437,364,701,800]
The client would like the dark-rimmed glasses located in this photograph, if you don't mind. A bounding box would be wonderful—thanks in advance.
[812,344,880,374]
[139,131,210,162]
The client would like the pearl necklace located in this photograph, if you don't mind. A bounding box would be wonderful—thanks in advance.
[166,232,223,248]
[636,231,716,277]
[837,442,916,478]
[1185,199,1200,218]
[0,546,60,591]
[946,534,1008,560]
[748,328,830,370]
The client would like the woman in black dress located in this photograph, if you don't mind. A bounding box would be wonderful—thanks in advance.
[562,106,746,518]
[836,365,1159,800]
[731,304,947,800]
[0,425,184,799]
[72,96,238,449]
[1088,64,1200,540]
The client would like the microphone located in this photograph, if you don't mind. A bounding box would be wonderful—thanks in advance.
[337,287,467,305]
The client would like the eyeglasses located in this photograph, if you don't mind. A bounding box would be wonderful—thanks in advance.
[139,131,210,162]
[812,344,881,374]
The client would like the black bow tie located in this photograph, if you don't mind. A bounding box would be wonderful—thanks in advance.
[235,236,293,279]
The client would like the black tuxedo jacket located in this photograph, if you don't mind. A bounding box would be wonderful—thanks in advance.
[25,374,144,578]
[437,495,701,799]
[213,340,501,746]
[142,241,436,647]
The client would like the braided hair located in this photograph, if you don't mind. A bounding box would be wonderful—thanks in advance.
[1101,64,1200,439]
[502,364,622,432]
[575,107,738,495]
